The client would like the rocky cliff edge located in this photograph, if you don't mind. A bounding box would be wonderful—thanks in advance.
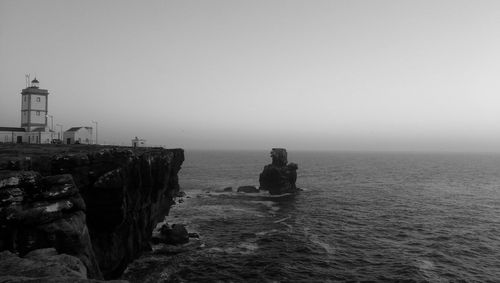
[0,144,184,280]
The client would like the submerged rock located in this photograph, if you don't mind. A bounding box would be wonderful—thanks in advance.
[237,186,259,193]
[215,186,233,193]
[259,148,299,195]
[188,232,200,239]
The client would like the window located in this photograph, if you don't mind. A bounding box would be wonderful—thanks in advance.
[36,97,40,102]
[24,97,26,102]
[36,111,40,116]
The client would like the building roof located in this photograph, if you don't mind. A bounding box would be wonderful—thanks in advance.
[0,127,25,132]
[21,88,49,95]
[66,127,92,132]
[31,127,54,132]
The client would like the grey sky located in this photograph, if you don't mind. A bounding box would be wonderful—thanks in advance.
[1,0,500,151]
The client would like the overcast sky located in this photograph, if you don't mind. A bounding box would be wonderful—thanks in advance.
[1,0,500,151]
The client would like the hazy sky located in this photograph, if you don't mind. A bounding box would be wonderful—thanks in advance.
[1,0,500,151]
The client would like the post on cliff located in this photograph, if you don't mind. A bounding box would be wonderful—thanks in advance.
[259,148,299,195]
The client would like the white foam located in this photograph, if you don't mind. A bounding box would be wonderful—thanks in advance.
[207,247,225,253]
[309,235,334,254]
[255,229,280,236]
[416,259,442,281]
[304,228,335,255]
[191,204,266,219]
[237,242,259,254]
[418,259,434,270]
[280,221,293,232]
[208,242,259,255]
[249,200,280,213]
[274,215,291,223]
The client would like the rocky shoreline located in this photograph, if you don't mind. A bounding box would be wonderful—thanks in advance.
[0,145,299,282]
[0,144,184,281]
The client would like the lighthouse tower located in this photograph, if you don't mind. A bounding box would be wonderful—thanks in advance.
[21,78,49,132]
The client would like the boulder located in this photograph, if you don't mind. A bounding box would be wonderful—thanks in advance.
[259,148,299,195]
[223,186,233,192]
[237,186,259,193]
[175,191,186,197]
[0,248,87,280]
[152,223,189,245]
[188,232,200,239]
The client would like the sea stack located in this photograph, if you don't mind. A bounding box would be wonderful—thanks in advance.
[259,148,299,195]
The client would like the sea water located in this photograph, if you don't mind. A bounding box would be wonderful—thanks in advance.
[123,150,500,282]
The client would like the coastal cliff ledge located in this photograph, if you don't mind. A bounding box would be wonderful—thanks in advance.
[0,144,184,280]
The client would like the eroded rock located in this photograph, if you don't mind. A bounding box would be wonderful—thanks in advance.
[0,171,100,279]
[0,248,87,280]
[152,223,189,245]
[0,146,184,280]
[259,148,299,195]
[237,186,259,193]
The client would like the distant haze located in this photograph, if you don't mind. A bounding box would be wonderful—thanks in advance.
[1,0,500,151]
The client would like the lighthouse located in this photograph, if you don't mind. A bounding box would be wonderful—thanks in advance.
[0,77,55,143]
[21,78,50,132]
[20,77,53,143]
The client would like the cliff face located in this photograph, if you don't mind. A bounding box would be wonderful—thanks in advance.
[0,145,184,280]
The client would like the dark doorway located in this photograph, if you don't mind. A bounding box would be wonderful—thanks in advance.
[16,136,22,143]
[67,138,71,144]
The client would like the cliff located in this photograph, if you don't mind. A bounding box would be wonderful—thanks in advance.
[0,144,184,280]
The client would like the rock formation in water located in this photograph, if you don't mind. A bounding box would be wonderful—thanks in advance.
[152,223,189,245]
[237,185,259,193]
[259,148,299,195]
[0,145,184,280]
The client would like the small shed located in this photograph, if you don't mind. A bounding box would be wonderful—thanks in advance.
[63,127,93,144]
[132,137,146,148]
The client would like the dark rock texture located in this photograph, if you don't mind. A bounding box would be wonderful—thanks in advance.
[0,145,184,280]
[259,148,299,195]
[237,186,259,193]
[0,248,128,282]
[0,248,87,280]
[0,170,100,278]
[151,223,189,245]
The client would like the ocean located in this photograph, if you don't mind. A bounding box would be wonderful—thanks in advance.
[123,150,500,282]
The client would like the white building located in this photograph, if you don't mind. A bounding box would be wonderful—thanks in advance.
[0,78,54,143]
[131,136,147,148]
[0,127,25,143]
[63,127,93,144]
